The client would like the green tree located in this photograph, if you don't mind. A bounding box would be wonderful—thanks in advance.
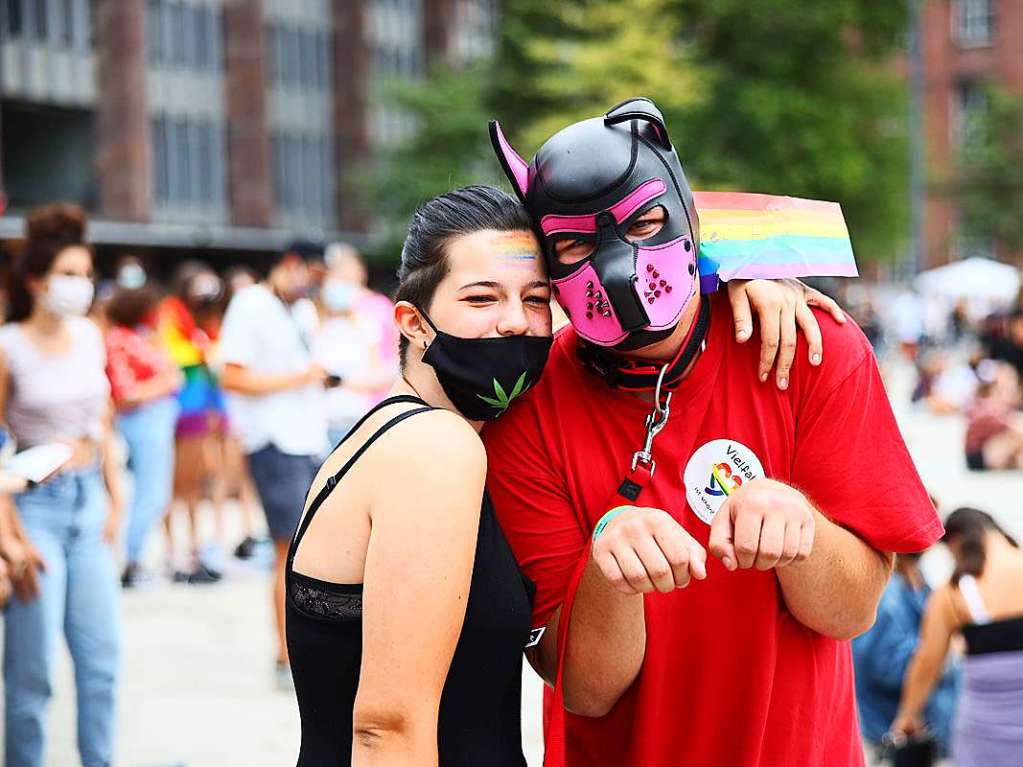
[665,0,911,263]
[955,88,1023,253]
[499,0,706,152]
[366,0,913,264]
[358,63,501,259]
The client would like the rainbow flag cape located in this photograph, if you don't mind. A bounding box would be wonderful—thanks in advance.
[693,192,857,294]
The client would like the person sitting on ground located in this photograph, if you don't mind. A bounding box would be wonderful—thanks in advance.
[964,362,1023,470]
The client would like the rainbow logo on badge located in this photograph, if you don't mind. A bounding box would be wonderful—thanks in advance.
[705,462,743,497]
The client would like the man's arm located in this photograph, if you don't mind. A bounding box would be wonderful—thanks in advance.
[776,510,893,639]
[709,479,892,640]
[528,506,706,717]
[219,361,323,396]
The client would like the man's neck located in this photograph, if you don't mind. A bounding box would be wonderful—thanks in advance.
[266,281,292,307]
[611,296,702,366]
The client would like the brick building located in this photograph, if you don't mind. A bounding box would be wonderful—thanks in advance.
[918,0,1023,268]
[0,0,496,267]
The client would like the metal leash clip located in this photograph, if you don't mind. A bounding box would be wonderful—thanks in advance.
[630,363,673,477]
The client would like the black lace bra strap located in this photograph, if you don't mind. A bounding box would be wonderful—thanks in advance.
[288,404,435,566]
[332,394,430,450]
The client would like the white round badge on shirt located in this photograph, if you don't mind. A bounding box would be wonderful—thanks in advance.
[683,439,765,525]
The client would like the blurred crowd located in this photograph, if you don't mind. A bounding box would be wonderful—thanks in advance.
[0,202,398,766]
[847,279,1023,474]
[843,279,1023,765]
[97,240,397,588]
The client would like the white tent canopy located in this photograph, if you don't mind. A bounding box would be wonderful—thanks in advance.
[914,257,1020,304]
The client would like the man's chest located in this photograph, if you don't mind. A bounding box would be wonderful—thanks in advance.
[553,384,797,534]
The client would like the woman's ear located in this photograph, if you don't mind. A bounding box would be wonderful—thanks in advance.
[394,301,432,353]
[25,273,46,299]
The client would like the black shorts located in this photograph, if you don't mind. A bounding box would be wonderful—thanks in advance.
[965,451,987,471]
[247,444,320,541]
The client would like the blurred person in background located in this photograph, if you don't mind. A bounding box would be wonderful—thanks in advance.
[984,308,1023,378]
[914,350,983,415]
[853,546,960,759]
[325,242,399,399]
[285,240,324,339]
[892,289,926,363]
[114,255,148,291]
[105,284,182,587]
[160,263,228,583]
[950,298,972,345]
[894,508,1023,765]
[313,270,397,446]
[964,362,1023,471]
[220,265,265,560]
[219,249,327,688]
[0,203,122,767]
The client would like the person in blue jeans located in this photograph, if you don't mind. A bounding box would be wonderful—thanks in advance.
[104,284,182,586]
[0,203,123,767]
[853,550,961,756]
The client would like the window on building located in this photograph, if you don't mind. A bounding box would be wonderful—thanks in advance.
[152,116,170,201]
[182,4,199,69]
[953,0,997,46]
[147,0,162,62]
[208,5,222,73]
[152,113,226,209]
[952,234,995,261]
[61,0,74,45]
[954,80,988,154]
[1,0,18,38]
[31,0,46,41]
[271,130,333,224]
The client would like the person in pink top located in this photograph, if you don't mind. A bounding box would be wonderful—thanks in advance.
[324,242,399,403]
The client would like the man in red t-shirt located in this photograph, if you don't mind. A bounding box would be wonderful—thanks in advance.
[484,99,942,766]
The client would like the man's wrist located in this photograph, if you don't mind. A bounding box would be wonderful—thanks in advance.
[592,505,632,541]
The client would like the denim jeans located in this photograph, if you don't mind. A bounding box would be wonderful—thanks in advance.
[117,395,179,564]
[3,468,121,767]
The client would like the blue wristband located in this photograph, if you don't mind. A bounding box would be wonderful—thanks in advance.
[592,505,632,541]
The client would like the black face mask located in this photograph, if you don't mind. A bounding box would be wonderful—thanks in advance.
[418,310,553,422]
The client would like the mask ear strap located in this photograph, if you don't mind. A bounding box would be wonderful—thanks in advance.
[399,304,439,353]
[412,304,440,340]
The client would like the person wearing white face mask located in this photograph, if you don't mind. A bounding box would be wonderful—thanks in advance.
[312,276,398,447]
[0,203,123,767]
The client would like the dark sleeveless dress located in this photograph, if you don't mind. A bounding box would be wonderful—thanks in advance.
[285,396,532,766]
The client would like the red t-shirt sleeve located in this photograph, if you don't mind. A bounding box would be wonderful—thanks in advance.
[791,339,942,553]
[485,401,588,630]
[105,330,140,409]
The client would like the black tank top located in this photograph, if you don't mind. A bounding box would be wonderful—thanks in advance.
[285,396,532,766]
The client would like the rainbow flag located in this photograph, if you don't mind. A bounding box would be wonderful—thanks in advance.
[693,192,857,294]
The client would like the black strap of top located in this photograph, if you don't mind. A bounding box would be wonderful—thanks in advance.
[288,398,433,569]
[331,394,429,451]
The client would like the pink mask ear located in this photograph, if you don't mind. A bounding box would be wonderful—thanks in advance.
[489,120,530,202]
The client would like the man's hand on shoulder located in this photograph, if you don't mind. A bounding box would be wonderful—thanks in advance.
[708,478,816,571]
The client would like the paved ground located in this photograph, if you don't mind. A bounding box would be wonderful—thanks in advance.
[3,359,1018,766]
